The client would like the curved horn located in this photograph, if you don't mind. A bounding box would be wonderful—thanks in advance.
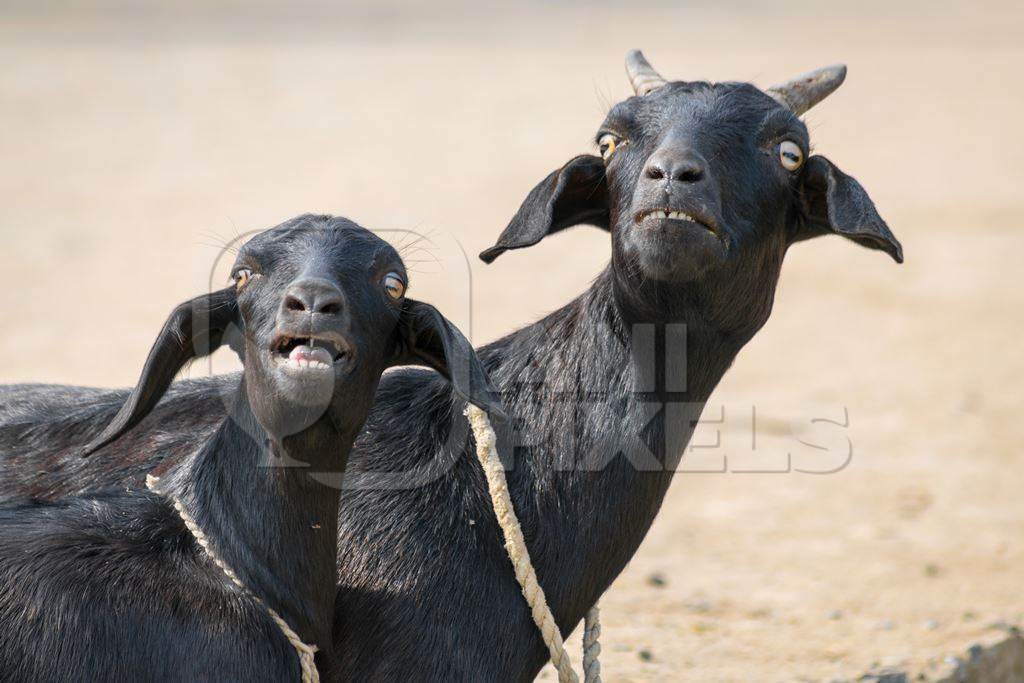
[767,64,847,116]
[625,49,667,96]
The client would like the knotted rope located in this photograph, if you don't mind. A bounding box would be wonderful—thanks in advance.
[146,475,320,683]
[464,405,602,683]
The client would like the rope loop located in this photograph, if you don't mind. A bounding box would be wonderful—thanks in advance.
[146,475,320,683]
[464,405,602,683]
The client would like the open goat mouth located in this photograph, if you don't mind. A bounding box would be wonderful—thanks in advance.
[271,332,351,372]
[635,208,716,233]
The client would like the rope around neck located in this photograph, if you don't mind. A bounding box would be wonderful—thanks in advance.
[145,475,320,683]
[464,405,602,683]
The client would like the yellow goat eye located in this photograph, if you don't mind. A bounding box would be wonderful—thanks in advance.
[779,140,804,171]
[234,268,253,291]
[598,133,620,161]
[383,273,405,300]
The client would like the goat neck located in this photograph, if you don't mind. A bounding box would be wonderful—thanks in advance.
[610,236,785,339]
[488,265,755,631]
[159,381,350,652]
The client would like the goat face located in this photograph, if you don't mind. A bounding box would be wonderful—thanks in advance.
[600,80,815,283]
[230,215,412,439]
[481,51,902,316]
[80,214,503,456]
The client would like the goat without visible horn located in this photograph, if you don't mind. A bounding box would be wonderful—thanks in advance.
[0,215,499,681]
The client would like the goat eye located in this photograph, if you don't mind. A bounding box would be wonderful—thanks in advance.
[598,133,620,161]
[383,273,405,300]
[234,268,253,290]
[779,141,804,171]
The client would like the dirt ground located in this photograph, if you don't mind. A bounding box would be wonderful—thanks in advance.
[1,2,1021,681]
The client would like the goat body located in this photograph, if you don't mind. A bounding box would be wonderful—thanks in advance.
[0,214,500,681]
[0,54,903,680]
[0,269,742,680]
[0,418,318,681]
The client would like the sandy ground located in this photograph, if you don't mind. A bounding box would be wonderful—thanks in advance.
[1,2,1022,680]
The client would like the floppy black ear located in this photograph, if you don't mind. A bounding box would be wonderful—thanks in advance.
[480,154,609,263]
[389,298,506,420]
[81,287,242,456]
[795,155,904,263]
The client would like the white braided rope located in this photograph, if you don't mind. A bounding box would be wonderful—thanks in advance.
[464,405,602,683]
[582,605,602,681]
[146,475,320,683]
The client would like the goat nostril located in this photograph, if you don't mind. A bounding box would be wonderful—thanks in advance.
[318,302,342,316]
[678,168,704,183]
[285,279,345,317]
[284,295,307,312]
[645,165,665,181]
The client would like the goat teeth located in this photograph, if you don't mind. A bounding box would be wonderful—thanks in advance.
[287,344,334,368]
[648,209,697,221]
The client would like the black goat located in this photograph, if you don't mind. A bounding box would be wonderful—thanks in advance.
[0,215,498,681]
[0,53,901,680]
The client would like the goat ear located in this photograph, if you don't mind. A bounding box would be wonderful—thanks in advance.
[795,155,904,263]
[479,154,609,263]
[389,298,506,420]
[81,287,242,456]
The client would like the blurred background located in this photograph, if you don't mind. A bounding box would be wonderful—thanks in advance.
[1,1,1021,680]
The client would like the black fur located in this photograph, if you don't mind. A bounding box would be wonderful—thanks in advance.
[0,64,901,680]
[0,215,497,681]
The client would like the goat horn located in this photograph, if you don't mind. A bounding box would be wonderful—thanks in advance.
[767,64,847,116]
[625,49,667,96]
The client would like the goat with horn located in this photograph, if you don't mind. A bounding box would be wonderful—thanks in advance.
[0,51,899,680]
[626,48,847,117]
